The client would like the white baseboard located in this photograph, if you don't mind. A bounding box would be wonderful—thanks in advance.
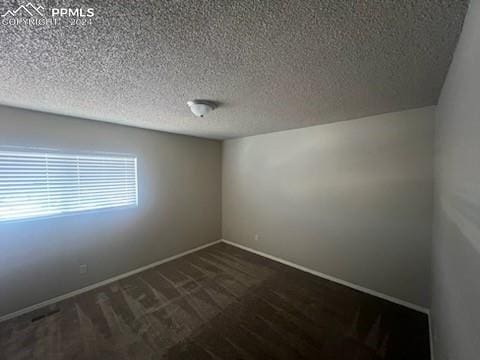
[0,240,222,323]
[221,239,430,315]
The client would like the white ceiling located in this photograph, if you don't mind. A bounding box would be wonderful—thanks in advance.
[0,1,468,139]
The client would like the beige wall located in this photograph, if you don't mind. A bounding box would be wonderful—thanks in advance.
[223,107,434,307]
[433,0,480,358]
[0,106,222,318]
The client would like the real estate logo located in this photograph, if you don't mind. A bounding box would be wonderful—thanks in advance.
[1,2,95,26]
[2,3,45,17]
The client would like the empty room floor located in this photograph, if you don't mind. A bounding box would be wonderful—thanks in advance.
[0,243,430,359]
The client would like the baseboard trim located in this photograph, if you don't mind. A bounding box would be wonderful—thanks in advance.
[0,240,222,323]
[221,239,430,315]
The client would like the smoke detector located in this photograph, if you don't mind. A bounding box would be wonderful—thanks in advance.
[187,100,216,118]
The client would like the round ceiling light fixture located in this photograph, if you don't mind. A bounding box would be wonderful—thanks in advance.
[187,100,216,118]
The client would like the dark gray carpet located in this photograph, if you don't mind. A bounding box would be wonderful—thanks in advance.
[0,243,430,359]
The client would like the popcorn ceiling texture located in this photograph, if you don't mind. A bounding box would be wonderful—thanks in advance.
[0,0,469,139]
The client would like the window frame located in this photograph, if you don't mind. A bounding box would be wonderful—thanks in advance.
[0,146,139,224]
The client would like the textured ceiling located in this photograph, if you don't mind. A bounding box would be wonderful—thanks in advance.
[0,1,469,139]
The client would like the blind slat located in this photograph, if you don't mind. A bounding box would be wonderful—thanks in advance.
[0,182,136,192]
[0,189,137,202]
[0,182,137,190]
[2,197,137,215]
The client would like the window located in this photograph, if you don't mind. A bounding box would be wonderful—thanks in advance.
[0,149,138,222]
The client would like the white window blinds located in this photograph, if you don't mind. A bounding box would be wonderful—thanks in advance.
[0,150,138,222]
